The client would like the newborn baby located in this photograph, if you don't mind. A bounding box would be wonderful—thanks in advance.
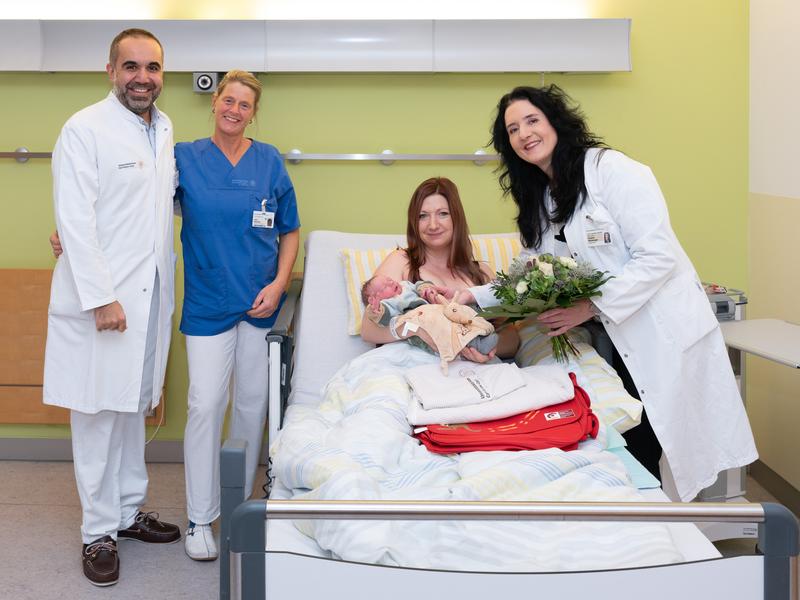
[361,275,498,362]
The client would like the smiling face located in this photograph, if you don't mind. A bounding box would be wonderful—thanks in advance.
[212,81,257,140]
[417,193,454,251]
[504,99,558,177]
[106,36,163,119]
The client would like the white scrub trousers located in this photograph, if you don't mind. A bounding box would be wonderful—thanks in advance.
[71,273,160,544]
[184,321,270,525]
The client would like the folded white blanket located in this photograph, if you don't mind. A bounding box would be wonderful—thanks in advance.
[407,364,573,426]
[405,361,526,410]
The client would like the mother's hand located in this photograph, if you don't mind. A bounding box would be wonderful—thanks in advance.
[459,345,496,364]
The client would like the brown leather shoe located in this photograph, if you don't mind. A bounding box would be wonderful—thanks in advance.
[82,535,119,587]
[118,511,181,544]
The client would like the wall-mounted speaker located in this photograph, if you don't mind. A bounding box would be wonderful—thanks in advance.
[193,72,220,93]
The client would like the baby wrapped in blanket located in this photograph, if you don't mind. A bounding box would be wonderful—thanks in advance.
[362,275,497,373]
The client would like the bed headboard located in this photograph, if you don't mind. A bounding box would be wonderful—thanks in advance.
[289,230,519,406]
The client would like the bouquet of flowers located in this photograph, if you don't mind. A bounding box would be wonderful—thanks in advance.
[479,254,612,362]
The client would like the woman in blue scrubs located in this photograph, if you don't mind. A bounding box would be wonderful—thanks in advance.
[176,70,300,561]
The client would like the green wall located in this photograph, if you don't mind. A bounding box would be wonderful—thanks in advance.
[0,0,749,442]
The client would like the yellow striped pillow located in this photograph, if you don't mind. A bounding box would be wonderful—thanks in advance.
[341,236,522,336]
[515,319,643,433]
[470,236,522,277]
[341,247,396,335]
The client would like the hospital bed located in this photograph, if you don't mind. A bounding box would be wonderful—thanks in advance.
[220,230,799,600]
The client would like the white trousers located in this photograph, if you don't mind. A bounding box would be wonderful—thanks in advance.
[71,273,159,544]
[184,321,270,524]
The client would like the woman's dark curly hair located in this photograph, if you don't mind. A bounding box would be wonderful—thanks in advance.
[491,85,605,249]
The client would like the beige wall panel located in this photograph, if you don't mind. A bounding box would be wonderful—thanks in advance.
[746,192,800,489]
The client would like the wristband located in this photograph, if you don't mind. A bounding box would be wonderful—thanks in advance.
[389,316,402,340]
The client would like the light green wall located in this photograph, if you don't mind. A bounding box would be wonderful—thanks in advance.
[0,1,749,442]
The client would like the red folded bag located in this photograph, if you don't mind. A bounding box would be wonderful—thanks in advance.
[414,372,599,454]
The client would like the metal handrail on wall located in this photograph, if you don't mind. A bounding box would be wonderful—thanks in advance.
[2,148,499,165]
[1,149,54,163]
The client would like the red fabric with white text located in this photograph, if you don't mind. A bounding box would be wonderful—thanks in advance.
[415,372,599,454]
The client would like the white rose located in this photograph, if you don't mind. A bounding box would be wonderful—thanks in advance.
[515,280,529,294]
[538,262,554,277]
[558,256,578,269]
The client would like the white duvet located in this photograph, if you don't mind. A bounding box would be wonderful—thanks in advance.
[271,343,683,572]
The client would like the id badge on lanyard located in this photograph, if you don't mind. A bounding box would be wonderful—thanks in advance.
[586,229,612,247]
[252,199,275,229]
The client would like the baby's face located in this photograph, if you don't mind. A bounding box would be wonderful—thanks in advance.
[370,276,402,301]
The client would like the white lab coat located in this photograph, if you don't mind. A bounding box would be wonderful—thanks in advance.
[477,148,757,501]
[43,93,177,414]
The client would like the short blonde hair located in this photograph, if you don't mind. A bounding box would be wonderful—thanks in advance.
[213,70,262,113]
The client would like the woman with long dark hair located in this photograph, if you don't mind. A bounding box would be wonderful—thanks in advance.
[462,84,756,502]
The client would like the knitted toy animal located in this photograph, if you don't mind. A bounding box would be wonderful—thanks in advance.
[395,301,495,374]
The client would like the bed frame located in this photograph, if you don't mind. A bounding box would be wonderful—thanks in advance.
[219,230,799,600]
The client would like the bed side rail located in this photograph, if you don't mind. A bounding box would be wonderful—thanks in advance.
[220,439,248,600]
[266,278,302,453]
[229,500,798,600]
[221,439,798,600]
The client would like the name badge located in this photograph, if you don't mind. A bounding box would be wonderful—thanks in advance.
[252,211,275,229]
[586,229,612,247]
[252,198,275,229]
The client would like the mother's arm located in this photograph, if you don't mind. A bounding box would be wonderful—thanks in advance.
[360,250,438,348]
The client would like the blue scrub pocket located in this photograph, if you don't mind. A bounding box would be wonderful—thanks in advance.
[184,264,228,316]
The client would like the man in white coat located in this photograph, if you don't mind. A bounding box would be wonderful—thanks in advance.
[43,28,180,587]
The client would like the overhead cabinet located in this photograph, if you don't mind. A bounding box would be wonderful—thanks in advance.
[0,19,631,73]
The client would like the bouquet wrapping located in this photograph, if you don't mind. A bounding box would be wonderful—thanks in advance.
[479,254,612,362]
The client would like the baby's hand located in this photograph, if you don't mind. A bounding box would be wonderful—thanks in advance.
[368,296,381,313]
[422,286,452,304]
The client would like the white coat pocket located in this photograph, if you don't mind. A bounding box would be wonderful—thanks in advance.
[47,260,93,319]
[650,272,718,351]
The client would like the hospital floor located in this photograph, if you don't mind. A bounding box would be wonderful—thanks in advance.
[0,461,783,600]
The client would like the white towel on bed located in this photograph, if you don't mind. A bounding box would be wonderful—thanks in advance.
[405,361,526,410]
[406,364,574,426]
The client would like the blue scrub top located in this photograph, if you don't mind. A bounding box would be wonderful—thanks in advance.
[176,138,300,336]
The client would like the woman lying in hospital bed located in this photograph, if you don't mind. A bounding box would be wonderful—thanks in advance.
[267,177,715,571]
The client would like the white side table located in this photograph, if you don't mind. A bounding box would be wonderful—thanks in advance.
[720,318,800,369]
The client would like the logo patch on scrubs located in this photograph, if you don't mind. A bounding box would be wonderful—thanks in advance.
[231,178,256,187]
[544,409,575,421]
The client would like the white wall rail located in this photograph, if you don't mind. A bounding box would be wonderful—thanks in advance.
[2,149,499,166]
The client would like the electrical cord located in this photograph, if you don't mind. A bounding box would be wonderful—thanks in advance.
[144,401,165,446]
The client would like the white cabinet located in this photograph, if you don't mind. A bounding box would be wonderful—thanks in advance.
[434,19,631,72]
[0,21,42,71]
[265,20,433,72]
[1,19,631,73]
